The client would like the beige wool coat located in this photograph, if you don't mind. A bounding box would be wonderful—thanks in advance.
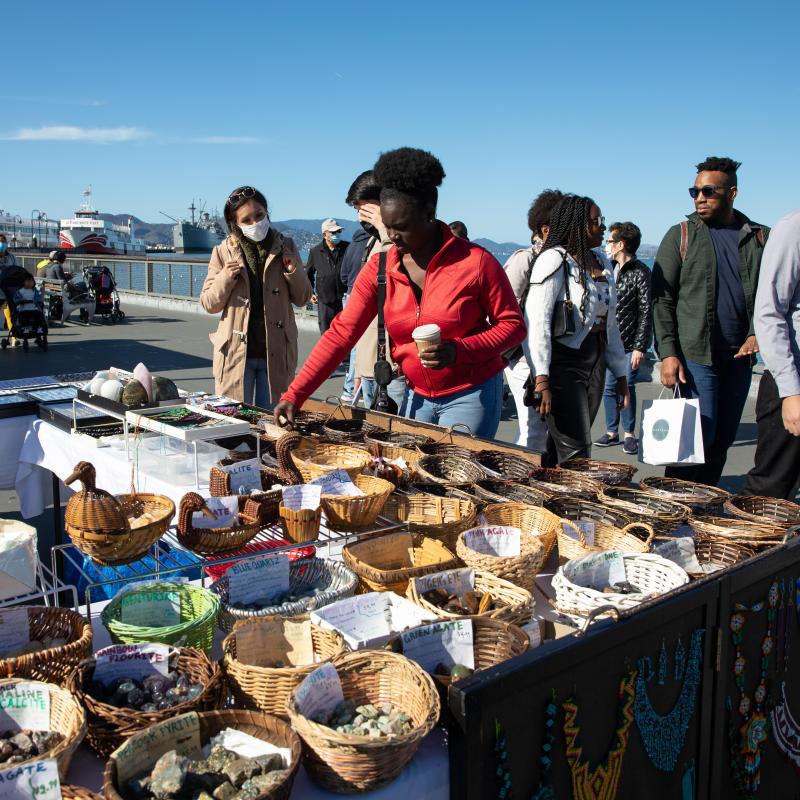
[200,233,313,403]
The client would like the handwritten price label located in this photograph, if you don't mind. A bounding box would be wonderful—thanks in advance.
[192,496,239,529]
[119,588,181,627]
[94,643,171,685]
[463,526,521,557]
[227,553,290,605]
[220,459,262,494]
[0,759,61,800]
[294,663,344,721]
[401,620,474,673]
[415,568,475,597]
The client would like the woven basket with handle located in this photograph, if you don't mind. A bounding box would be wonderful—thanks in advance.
[475,450,539,481]
[322,417,379,443]
[209,460,286,525]
[222,615,346,718]
[690,515,789,550]
[640,476,731,515]
[529,467,606,499]
[415,454,487,485]
[598,486,692,537]
[342,531,459,595]
[416,442,474,459]
[724,495,800,528]
[561,457,636,486]
[689,538,755,578]
[381,494,478,551]
[545,496,633,528]
[481,502,573,561]
[291,438,371,481]
[365,429,433,450]
[320,474,395,530]
[177,492,262,556]
[473,479,549,507]
[406,568,534,626]
[287,650,439,794]
[556,520,655,564]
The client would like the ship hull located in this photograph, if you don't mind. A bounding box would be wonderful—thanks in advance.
[174,222,224,253]
[59,229,146,255]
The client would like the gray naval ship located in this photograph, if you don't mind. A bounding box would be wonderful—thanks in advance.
[169,201,226,253]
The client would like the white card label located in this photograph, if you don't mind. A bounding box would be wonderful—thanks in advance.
[463,526,521,557]
[219,458,262,493]
[227,553,290,605]
[0,759,61,800]
[569,520,596,546]
[0,683,50,731]
[521,621,542,649]
[309,469,364,497]
[94,643,171,685]
[119,588,181,627]
[401,619,474,673]
[568,551,627,590]
[281,484,322,511]
[654,537,702,574]
[294,663,344,721]
[0,609,30,657]
[192,496,239,529]
[415,568,475,596]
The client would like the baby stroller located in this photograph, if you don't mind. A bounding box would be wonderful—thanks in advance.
[1,290,48,352]
[84,265,124,322]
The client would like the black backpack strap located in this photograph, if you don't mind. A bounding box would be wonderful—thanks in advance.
[376,251,388,362]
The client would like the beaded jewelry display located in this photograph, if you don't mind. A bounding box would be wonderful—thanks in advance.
[770,682,800,775]
[563,671,636,800]
[633,628,705,772]
[494,720,513,799]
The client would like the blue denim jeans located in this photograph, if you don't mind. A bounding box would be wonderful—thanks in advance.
[664,351,752,485]
[243,357,270,409]
[400,373,503,439]
[603,351,640,435]
[341,292,356,395]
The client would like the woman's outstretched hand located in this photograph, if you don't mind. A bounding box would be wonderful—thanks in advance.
[274,400,297,428]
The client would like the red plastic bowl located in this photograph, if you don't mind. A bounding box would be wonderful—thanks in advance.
[203,538,315,580]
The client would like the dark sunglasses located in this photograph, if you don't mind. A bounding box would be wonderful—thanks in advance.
[688,185,729,199]
[228,186,257,204]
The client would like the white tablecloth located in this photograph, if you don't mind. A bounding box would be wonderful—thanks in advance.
[0,415,36,489]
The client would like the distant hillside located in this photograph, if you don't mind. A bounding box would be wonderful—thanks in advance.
[97,214,173,247]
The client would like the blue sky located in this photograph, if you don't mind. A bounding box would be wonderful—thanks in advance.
[2,0,799,245]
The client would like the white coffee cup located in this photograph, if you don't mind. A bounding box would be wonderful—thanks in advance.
[412,324,441,356]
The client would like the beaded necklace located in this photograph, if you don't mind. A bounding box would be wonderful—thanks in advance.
[562,671,636,800]
[633,628,705,772]
[770,578,799,774]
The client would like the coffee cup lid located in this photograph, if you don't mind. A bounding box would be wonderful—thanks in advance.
[412,324,441,340]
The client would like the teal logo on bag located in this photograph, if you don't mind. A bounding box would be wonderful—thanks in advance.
[652,419,670,441]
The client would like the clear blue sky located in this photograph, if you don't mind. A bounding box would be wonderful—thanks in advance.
[2,0,799,245]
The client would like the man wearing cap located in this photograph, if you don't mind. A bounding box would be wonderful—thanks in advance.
[305,218,349,334]
[37,250,69,280]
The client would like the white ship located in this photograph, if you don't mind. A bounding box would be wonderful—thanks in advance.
[0,210,59,248]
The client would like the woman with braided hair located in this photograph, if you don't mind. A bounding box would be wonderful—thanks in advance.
[524,194,629,464]
[274,147,526,437]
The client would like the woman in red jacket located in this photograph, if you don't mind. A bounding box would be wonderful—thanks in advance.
[274,147,526,438]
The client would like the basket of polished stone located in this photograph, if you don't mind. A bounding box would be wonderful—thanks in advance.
[475,450,539,482]
[415,454,487,486]
[406,568,534,626]
[690,515,788,551]
[222,616,347,718]
[556,519,655,564]
[481,502,570,561]
[62,787,104,800]
[529,467,606,499]
[342,531,459,595]
[177,492,262,556]
[291,438,371,482]
[598,486,692,537]
[724,495,800,528]
[0,678,87,779]
[0,605,92,685]
[561,457,636,486]
[320,474,395,530]
[639,476,731,515]
[287,650,439,793]
[101,582,220,652]
[455,524,551,593]
[211,558,358,633]
[381,494,478,551]
[67,645,223,757]
[103,708,302,800]
[473,479,549,507]
[551,551,690,616]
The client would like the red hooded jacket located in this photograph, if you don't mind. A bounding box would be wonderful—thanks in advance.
[281,223,526,408]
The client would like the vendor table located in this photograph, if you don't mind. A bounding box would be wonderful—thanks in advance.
[0,414,36,489]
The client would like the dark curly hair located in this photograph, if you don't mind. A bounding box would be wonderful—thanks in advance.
[527,189,564,240]
[695,156,741,183]
[373,147,445,213]
[345,170,381,206]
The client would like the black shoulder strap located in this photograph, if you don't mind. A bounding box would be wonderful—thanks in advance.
[376,251,388,360]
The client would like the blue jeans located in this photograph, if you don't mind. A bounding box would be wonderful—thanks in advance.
[400,373,503,439]
[603,352,640,435]
[342,292,356,395]
[664,351,752,485]
[243,357,270,409]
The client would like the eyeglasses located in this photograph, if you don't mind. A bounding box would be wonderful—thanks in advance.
[228,186,257,204]
[688,185,729,199]
[590,215,605,226]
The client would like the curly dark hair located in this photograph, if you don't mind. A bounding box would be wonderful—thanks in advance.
[695,156,741,183]
[608,221,641,255]
[537,194,602,322]
[345,170,381,206]
[527,189,565,240]
[373,147,445,213]
[223,186,269,238]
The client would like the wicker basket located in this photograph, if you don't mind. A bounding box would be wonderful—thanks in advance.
[209,460,284,525]
[343,532,459,595]
[552,552,690,616]
[598,486,692,537]
[561,457,636,486]
[640,476,731,515]
[364,429,433,450]
[690,515,788,550]
[111,492,175,566]
[416,442,474,459]
[724,495,800,528]
[473,479,549,507]
[322,417,379,443]
[456,525,548,593]
[381,494,478,551]
[320,474,395,530]
[689,538,755,578]
[292,438,371,482]
[529,467,606,499]
[67,646,223,757]
[103,709,302,800]
[0,606,92,685]
[62,787,103,800]
[222,616,346,718]
[415,454,487,485]
[101,582,219,652]
[545,496,634,529]
[406,569,534,626]
[290,410,329,437]
[474,450,537,481]
[0,678,86,780]
[481,502,571,561]
[177,492,262,556]
[287,650,439,793]
[406,482,477,501]
[556,521,655,564]
[279,504,321,544]
[211,558,358,633]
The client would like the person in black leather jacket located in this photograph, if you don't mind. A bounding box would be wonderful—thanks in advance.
[595,222,652,453]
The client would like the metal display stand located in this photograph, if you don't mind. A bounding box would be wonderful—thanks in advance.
[0,560,79,613]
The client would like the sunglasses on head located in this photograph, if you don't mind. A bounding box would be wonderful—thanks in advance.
[688,185,730,199]
[228,186,257,204]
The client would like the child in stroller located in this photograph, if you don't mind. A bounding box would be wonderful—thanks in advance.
[2,274,48,351]
[84,265,124,322]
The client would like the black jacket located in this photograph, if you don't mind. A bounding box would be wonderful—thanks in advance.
[340,227,373,291]
[305,240,348,304]
[615,258,652,353]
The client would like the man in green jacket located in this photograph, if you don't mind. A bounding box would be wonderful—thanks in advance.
[652,156,768,485]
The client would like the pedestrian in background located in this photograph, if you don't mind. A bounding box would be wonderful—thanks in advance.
[305,218,348,334]
[449,221,469,240]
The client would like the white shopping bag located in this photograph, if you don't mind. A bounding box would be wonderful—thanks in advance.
[639,387,705,466]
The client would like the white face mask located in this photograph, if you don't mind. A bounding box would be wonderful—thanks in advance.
[239,216,271,242]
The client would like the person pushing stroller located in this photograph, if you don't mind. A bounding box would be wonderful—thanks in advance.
[2,273,48,351]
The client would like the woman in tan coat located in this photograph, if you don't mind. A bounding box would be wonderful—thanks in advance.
[200,186,313,407]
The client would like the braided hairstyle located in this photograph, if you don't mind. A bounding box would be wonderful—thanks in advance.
[536,194,602,322]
